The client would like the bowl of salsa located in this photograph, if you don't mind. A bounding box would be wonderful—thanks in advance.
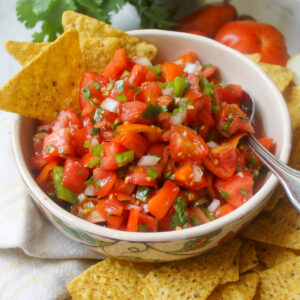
[12,29,291,261]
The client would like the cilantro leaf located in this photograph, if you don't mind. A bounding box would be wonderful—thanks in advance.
[170,197,188,229]
[142,104,167,120]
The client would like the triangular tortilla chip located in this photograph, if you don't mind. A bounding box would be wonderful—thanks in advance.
[220,254,239,284]
[239,239,258,273]
[62,10,157,60]
[0,29,84,121]
[4,41,50,66]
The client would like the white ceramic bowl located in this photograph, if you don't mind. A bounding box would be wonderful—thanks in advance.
[12,30,291,262]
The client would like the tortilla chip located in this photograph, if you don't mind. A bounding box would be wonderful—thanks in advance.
[4,41,50,66]
[259,62,294,92]
[208,273,260,300]
[241,202,300,250]
[220,254,240,284]
[0,29,83,121]
[142,239,241,299]
[246,53,261,64]
[263,185,285,211]
[255,256,300,300]
[284,85,300,130]
[67,259,157,300]
[80,37,121,73]
[239,239,258,274]
[62,10,157,60]
[255,242,297,268]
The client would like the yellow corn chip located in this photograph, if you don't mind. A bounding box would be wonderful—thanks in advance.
[0,29,84,121]
[239,239,258,274]
[263,185,285,211]
[284,85,300,130]
[4,41,50,66]
[208,273,260,300]
[255,256,300,300]
[241,201,300,250]
[255,242,297,268]
[62,10,157,60]
[246,53,261,64]
[142,239,241,299]
[67,259,157,300]
[259,62,294,92]
[220,254,239,284]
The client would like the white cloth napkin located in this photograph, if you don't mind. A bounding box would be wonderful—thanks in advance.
[0,111,104,300]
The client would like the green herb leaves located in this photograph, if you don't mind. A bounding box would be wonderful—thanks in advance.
[170,197,188,229]
[141,104,167,120]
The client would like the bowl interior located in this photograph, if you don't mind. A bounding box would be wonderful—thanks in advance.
[12,30,291,243]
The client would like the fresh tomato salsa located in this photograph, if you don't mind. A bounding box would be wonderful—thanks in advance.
[31,49,273,232]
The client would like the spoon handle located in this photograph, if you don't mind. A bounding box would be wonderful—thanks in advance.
[246,134,300,212]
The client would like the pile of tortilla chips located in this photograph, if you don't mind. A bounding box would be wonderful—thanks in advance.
[1,10,299,300]
[0,11,157,121]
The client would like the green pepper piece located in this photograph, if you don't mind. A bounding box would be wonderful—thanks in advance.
[173,76,186,97]
[53,166,78,204]
[114,150,135,167]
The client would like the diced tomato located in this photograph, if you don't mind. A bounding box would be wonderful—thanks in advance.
[73,127,86,156]
[176,51,198,64]
[259,137,273,151]
[215,84,244,105]
[206,172,216,199]
[42,128,75,161]
[217,172,254,208]
[127,167,158,188]
[162,62,184,82]
[62,159,90,194]
[113,178,136,195]
[203,144,238,179]
[96,199,126,227]
[138,213,158,232]
[30,155,48,170]
[148,180,180,219]
[102,141,126,171]
[103,48,128,80]
[93,168,117,197]
[114,191,136,203]
[169,125,209,162]
[141,81,161,104]
[215,203,234,218]
[81,153,96,168]
[79,72,105,117]
[157,95,173,107]
[157,113,172,131]
[103,195,124,216]
[126,208,140,232]
[129,65,148,86]
[188,207,210,224]
[183,89,202,101]
[158,207,176,231]
[51,108,81,134]
[120,101,151,124]
[113,132,148,158]
[201,65,217,78]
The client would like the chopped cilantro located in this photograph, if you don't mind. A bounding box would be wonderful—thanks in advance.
[84,176,93,185]
[111,121,122,130]
[247,155,258,169]
[220,191,230,199]
[172,104,185,115]
[82,85,95,107]
[130,86,141,100]
[92,144,103,157]
[91,127,99,136]
[93,82,101,89]
[147,168,159,181]
[239,189,247,196]
[96,179,101,191]
[120,70,130,79]
[170,197,188,229]
[222,113,234,131]
[136,186,150,203]
[142,104,167,120]
[237,114,248,121]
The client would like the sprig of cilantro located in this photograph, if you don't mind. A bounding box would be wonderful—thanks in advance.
[16,0,178,42]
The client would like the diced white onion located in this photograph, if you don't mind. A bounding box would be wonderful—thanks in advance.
[132,56,152,66]
[192,165,203,182]
[174,59,183,65]
[162,87,173,96]
[171,110,186,125]
[208,199,221,213]
[237,172,244,178]
[184,61,202,74]
[87,210,106,223]
[101,97,119,113]
[78,193,86,202]
[137,155,161,167]
[206,141,219,148]
[126,204,142,211]
[84,185,95,197]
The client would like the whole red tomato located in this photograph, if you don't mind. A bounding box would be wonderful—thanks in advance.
[215,21,288,66]
[178,3,237,38]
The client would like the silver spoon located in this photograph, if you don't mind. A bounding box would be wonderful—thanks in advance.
[241,92,300,212]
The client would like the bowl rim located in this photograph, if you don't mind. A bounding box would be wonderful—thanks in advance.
[12,29,292,243]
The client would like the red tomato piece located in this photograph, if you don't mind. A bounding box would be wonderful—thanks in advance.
[176,51,199,64]
[217,172,254,208]
[127,167,158,188]
[201,65,217,78]
[169,125,209,162]
[96,199,126,227]
[93,168,117,198]
[141,81,162,104]
[112,132,148,159]
[126,208,140,232]
[62,158,90,194]
[103,195,124,216]
[129,64,148,86]
[215,84,244,105]
[102,141,126,171]
[215,203,234,218]
[203,144,238,179]
[73,127,86,156]
[148,180,180,219]
[51,108,81,134]
[119,101,151,124]
[215,21,288,66]
[103,48,128,79]
[30,155,48,170]
[113,178,136,195]
[188,206,210,224]
[162,62,184,82]
[157,95,173,107]
[42,128,75,160]
[178,3,237,37]
[138,213,158,232]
